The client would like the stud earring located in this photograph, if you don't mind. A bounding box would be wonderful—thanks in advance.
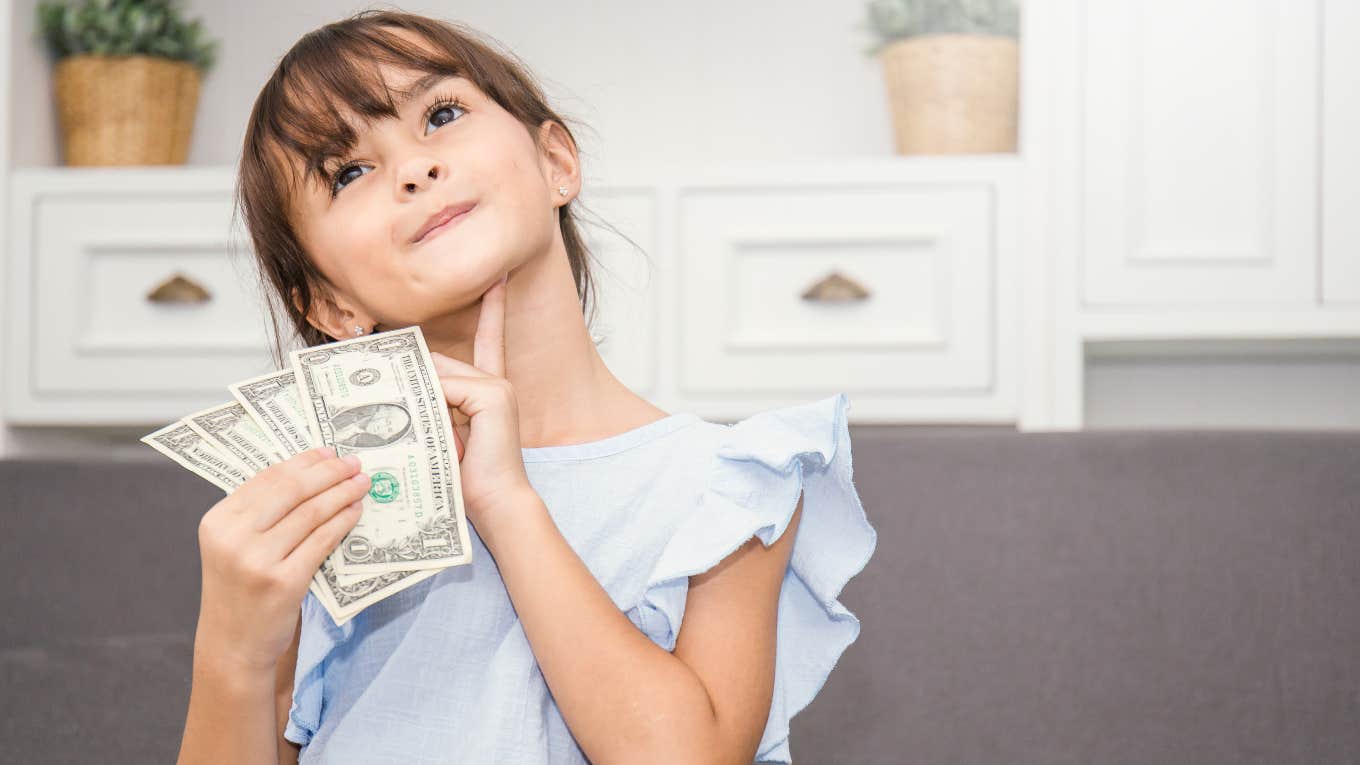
[557,185,568,196]
[354,326,365,337]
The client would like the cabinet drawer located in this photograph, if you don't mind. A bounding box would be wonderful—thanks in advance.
[8,186,276,423]
[677,182,995,395]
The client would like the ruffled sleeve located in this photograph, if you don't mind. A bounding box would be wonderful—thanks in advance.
[283,589,357,747]
[628,392,878,764]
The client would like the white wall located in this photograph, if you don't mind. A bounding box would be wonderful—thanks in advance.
[12,0,893,170]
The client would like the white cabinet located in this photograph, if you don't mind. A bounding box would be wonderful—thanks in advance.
[1080,0,1319,307]
[1021,0,1360,431]
[5,168,278,424]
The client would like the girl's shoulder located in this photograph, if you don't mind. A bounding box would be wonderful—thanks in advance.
[626,392,878,765]
[673,392,863,514]
[637,392,871,599]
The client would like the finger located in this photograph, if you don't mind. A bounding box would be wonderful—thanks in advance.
[430,351,492,379]
[226,446,332,514]
[265,468,372,561]
[246,446,335,490]
[437,374,503,423]
[443,403,466,461]
[245,452,362,531]
[294,445,339,465]
[452,421,469,461]
[474,273,507,379]
[281,495,366,582]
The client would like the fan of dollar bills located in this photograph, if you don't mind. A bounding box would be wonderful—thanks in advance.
[140,325,473,626]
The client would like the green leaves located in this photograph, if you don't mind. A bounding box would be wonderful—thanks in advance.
[861,0,1021,55]
[35,0,218,71]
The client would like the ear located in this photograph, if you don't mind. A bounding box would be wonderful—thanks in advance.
[292,285,372,340]
[537,119,580,206]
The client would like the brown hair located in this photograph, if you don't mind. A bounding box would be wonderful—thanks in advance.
[234,9,626,368]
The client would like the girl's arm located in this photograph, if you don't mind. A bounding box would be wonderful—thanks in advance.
[274,618,303,765]
[479,487,804,765]
[180,610,303,765]
[177,631,281,765]
[176,448,370,765]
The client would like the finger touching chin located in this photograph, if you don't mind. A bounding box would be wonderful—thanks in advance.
[450,419,466,462]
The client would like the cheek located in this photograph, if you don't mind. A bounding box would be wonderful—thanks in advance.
[490,157,556,242]
[305,218,401,308]
[321,208,392,269]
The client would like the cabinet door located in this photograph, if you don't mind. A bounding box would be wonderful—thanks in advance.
[1323,0,1360,304]
[1081,0,1319,306]
[6,189,277,424]
[678,182,995,396]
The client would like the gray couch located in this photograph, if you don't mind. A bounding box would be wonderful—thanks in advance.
[2,427,1358,763]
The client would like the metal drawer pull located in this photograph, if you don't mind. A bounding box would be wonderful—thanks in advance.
[801,271,870,302]
[146,272,212,304]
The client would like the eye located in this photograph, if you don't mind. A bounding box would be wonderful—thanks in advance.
[327,163,367,196]
[423,96,467,136]
[327,94,468,197]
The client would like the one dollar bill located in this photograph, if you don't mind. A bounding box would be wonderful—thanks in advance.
[290,325,473,579]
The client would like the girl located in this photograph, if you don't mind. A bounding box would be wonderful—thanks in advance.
[179,9,877,764]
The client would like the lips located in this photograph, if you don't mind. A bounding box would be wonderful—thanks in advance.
[412,200,477,244]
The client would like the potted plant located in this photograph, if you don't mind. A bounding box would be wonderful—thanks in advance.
[862,0,1020,154]
[35,0,218,166]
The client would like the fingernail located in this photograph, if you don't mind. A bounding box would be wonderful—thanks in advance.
[342,454,361,468]
[351,472,370,484]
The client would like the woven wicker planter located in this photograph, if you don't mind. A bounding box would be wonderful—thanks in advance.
[53,53,201,166]
[880,34,1019,154]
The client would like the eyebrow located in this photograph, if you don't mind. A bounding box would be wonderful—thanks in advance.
[392,72,458,111]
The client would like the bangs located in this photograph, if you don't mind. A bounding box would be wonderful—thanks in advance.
[251,22,467,197]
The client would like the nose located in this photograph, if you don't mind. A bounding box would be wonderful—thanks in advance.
[398,156,443,194]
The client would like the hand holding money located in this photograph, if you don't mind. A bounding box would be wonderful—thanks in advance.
[193,446,369,672]
[427,273,535,530]
[141,323,474,626]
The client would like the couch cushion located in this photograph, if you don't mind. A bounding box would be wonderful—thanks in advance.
[0,458,214,645]
[0,632,193,764]
[790,428,1360,764]
[0,459,214,763]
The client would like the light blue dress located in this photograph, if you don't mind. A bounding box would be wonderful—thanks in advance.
[285,392,878,764]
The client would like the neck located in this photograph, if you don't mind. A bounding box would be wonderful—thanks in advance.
[419,240,645,449]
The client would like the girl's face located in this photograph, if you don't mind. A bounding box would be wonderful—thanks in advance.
[289,62,569,337]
